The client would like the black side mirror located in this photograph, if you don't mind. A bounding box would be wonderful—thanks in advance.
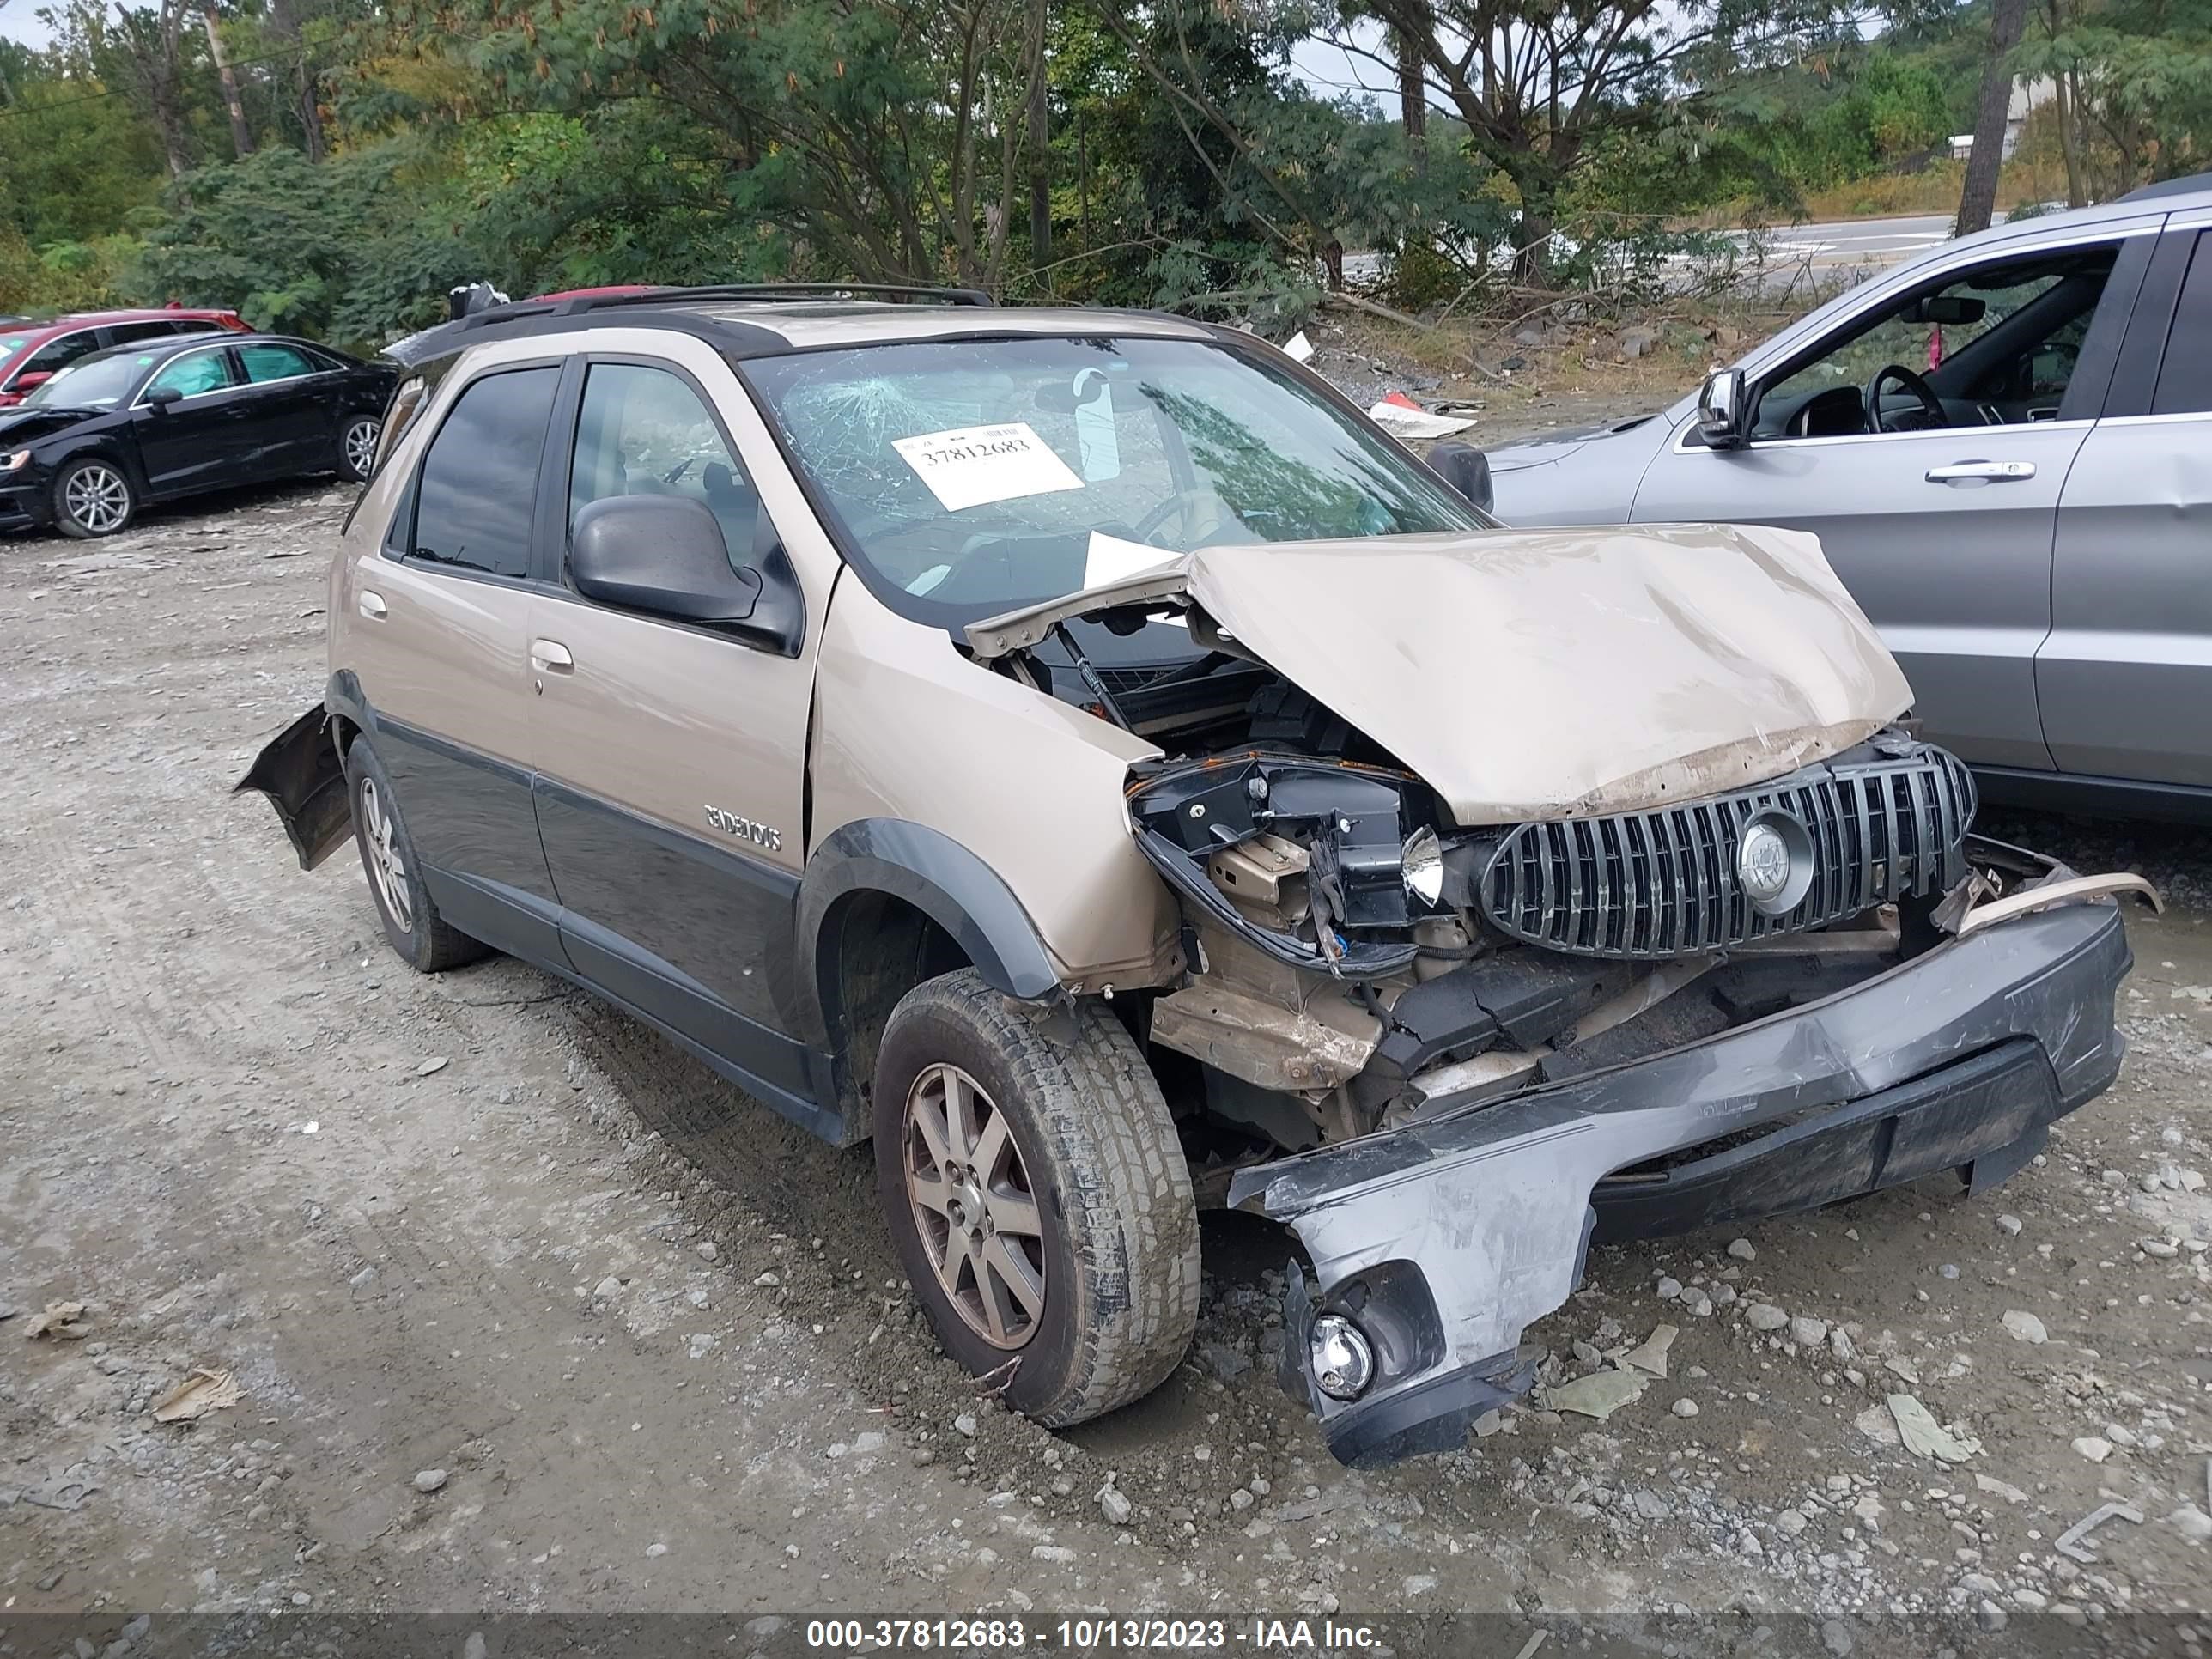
[1696,368,1748,450]
[144,385,182,410]
[1426,441,1493,514]
[569,494,805,657]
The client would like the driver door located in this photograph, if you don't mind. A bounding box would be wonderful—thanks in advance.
[1631,228,2150,773]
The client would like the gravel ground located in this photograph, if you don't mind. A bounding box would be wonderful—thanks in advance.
[3,464,2209,1659]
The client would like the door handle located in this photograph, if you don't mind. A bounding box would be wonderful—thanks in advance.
[1924,459,2036,484]
[530,639,574,673]
[357,590,387,620]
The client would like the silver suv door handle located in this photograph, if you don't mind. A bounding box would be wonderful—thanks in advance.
[357,590,387,620]
[1925,460,2036,484]
[531,639,574,673]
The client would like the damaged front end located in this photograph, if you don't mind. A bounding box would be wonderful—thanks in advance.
[969,542,2156,1466]
[1141,735,2154,1464]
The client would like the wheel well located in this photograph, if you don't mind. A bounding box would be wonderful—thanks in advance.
[819,890,972,1121]
[330,713,362,757]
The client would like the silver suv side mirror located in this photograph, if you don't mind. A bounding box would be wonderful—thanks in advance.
[1696,368,1748,451]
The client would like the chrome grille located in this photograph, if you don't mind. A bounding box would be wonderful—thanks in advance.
[1480,744,1976,958]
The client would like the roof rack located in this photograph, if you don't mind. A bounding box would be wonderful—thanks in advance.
[569,282,995,312]
[447,281,995,337]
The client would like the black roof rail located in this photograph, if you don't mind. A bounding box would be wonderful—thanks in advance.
[2118,171,2212,203]
[562,282,997,312]
[432,280,994,342]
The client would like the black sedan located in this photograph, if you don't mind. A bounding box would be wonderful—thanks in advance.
[0,332,395,538]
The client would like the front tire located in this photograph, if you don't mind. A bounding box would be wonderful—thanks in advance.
[873,970,1200,1428]
[337,415,380,483]
[52,458,134,538]
[343,737,487,972]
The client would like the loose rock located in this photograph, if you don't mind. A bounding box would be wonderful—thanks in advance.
[413,1468,448,1494]
[2002,1310,2048,1344]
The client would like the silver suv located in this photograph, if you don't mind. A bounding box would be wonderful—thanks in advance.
[243,285,2155,1463]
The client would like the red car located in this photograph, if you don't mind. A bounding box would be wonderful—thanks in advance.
[0,307,250,407]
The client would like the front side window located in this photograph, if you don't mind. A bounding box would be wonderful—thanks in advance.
[568,362,757,570]
[410,366,558,578]
[743,335,1481,623]
[16,330,101,384]
[238,342,321,383]
[145,348,239,401]
[1753,241,2120,439]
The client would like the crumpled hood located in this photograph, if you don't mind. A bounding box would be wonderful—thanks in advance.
[969,523,1912,825]
[0,406,96,445]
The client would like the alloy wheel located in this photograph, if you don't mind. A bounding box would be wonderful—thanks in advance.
[357,776,414,933]
[902,1062,1047,1349]
[343,418,380,477]
[63,465,129,534]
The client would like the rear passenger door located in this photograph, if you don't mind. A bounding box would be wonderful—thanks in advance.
[526,347,827,1120]
[346,358,566,957]
[234,340,342,471]
[2043,218,2212,788]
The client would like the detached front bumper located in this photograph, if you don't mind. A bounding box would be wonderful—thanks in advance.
[1229,896,2132,1466]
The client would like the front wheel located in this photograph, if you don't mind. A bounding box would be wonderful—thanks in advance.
[873,970,1200,1428]
[337,415,381,483]
[52,458,135,538]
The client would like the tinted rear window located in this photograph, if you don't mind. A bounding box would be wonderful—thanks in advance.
[2152,231,2212,416]
[410,367,558,578]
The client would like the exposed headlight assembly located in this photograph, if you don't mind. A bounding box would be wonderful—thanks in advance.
[1401,824,1444,908]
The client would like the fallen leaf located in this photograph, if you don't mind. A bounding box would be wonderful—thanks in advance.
[151,1367,243,1423]
[1888,1392,1980,1463]
[1547,1367,1648,1421]
[25,1301,89,1340]
[416,1057,449,1077]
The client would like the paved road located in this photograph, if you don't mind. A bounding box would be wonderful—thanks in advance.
[1754,212,1955,274]
[1342,211,1961,289]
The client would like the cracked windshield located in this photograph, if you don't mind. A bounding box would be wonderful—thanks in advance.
[744,335,1479,621]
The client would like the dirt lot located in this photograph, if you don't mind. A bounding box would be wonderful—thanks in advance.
[3,434,2210,1657]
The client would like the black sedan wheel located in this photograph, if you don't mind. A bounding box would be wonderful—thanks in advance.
[338,416,380,483]
[53,459,134,538]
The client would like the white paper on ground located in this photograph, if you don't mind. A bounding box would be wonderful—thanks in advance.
[1364,398,1478,440]
[891,422,1085,513]
[1283,330,1316,362]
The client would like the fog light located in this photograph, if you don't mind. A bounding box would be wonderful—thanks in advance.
[1309,1312,1375,1401]
[1401,825,1443,908]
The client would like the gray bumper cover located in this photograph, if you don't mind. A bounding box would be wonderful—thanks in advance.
[1228,899,2132,1465]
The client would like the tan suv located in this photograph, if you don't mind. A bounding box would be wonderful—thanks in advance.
[243,284,2156,1464]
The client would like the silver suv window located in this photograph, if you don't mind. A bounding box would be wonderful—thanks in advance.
[568,362,757,571]
[410,366,559,578]
[744,335,1479,623]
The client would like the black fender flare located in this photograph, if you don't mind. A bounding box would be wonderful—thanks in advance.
[325,670,374,738]
[794,818,1061,1047]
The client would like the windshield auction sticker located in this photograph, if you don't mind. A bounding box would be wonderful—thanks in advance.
[891,422,1085,513]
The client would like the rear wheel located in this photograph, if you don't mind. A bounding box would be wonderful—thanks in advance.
[343,737,487,972]
[873,970,1200,1427]
[337,416,380,483]
[52,459,134,538]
